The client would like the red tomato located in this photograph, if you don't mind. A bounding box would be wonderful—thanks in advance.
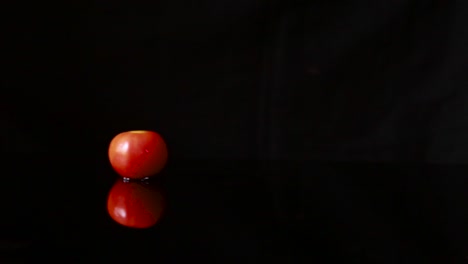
[107,179,165,229]
[108,130,168,179]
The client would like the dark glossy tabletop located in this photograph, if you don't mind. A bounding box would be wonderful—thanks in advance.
[3,156,468,263]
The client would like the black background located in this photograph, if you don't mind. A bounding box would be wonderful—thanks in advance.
[1,0,468,262]
[3,0,468,162]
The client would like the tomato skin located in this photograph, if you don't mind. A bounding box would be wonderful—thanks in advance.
[108,130,168,179]
[107,179,165,229]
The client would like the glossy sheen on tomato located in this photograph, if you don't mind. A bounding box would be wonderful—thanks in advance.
[107,180,165,229]
[108,130,168,179]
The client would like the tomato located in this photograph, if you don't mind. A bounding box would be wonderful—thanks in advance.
[107,179,165,229]
[108,130,168,179]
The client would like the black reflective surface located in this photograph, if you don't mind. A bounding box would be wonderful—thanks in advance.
[3,156,468,263]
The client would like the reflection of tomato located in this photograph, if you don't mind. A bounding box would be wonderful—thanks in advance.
[107,180,165,229]
[108,130,168,179]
